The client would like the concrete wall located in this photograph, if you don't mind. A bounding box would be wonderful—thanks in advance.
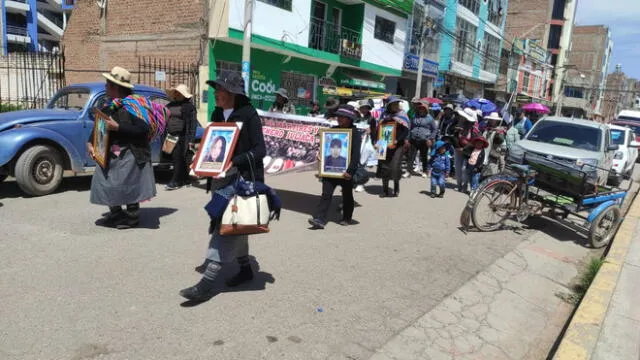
[227,0,311,48]
[360,3,406,71]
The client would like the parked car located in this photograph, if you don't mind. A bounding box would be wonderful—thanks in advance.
[508,116,618,187]
[0,82,204,196]
[612,119,640,145]
[617,109,640,122]
[609,124,639,185]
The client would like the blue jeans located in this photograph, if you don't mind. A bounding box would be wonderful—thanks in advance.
[465,167,481,191]
[431,172,446,193]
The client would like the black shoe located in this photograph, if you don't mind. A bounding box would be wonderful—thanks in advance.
[308,218,326,229]
[437,190,445,198]
[114,214,140,230]
[179,285,215,302]
[429,192,436,198]
[98,211,125,227]
[165,182,182,191]
[195,260,210,274]
[225,266,254,287]
[339,219,359,226]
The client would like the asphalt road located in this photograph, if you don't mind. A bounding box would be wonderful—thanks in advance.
[0,167,629,360]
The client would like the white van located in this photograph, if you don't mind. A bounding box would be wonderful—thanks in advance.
[617,110,640,122]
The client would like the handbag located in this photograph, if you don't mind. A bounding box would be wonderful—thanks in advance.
[353,166,370,185]
[219,153,271,236]
[162,134,179,154]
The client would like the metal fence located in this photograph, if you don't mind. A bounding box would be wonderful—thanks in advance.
[137,57,199,107]
[0,51,65,110]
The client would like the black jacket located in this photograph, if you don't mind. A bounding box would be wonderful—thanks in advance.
[167,99,198,144]
[210,98,266,182]
[89,106,151,165]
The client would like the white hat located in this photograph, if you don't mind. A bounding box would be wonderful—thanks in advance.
[444,104,455,110]
[102,66,134,89]
[484,112,503,121]
[166,84,193,99]
[476,109,483,116]
[457,107,477,122]
[275,88,289,100]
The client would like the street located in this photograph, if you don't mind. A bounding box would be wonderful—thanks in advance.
[0,168,633,360]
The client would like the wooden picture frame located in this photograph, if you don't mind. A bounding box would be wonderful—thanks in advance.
[92,109,111,169]
[319,128,352,178]
[378,122,397,149]
[191,122,240,177]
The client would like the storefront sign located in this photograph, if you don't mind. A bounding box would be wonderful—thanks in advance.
[250,69,277,103]
[339,78,386,91]
[341,39,362,59]
[516,94,532,104]
[403,53,439,78]
[528,40,548,65]
[319,77,337,87]
[433,73,445,88]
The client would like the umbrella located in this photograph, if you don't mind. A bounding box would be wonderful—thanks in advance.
[521,103,550,114]
[464,98,497,116]
[421,97,443,104]
[441,93,469,104]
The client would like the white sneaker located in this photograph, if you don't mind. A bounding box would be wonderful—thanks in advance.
[421,172,427,178]
[355,185,365,192]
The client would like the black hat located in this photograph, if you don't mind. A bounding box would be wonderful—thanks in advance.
[325,97,340,111]
[330,138,343,148]
[334,104,358,121]
[206,71,246,96]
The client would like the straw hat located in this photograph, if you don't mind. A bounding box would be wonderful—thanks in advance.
[166,84,193,100]
[457,107,477,122]
[102,66,134,89]
[275,88,289,100]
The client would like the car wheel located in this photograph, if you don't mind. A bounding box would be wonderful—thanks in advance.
[0,174,7,183]
[14,145,64,196]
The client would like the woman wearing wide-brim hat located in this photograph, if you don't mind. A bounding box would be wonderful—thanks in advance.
[179,70,267,302]
[375,96,410,197]
[164,84,198,190]
[452,107,480,191]
[87,66,157,229]
[269,88,296,114]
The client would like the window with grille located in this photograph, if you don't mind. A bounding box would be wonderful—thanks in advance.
[374,16,396,44]
[482,33,500,73]
[215,61,241,77]
[280,71,316,107]
[257,0,292,11]
[454,17,477,65]
[408,2,425,55]
[487,0,502,25]
[459,0,480,14]
[522,72,530,93]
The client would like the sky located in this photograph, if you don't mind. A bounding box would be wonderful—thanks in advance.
[575,0,640,78]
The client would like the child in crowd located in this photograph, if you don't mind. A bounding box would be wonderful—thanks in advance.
[463,137,489,193]
[427,141,450,198]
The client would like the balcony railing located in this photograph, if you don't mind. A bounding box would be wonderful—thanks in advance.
[308,17,362,60]
[6,25,28,37]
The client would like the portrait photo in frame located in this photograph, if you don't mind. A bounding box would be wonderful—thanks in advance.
[191,122,240,177]
[319,128,352,178]
[378,123,396,149]
[92,109,111,169]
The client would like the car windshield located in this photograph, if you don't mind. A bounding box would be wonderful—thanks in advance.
[526,121,602,152]
[47,88,91,110]
[613,123,640,135]
[610,130,626,145]
[617,115,640,122]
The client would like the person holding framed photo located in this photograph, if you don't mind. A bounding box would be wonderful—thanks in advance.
[164,84,198,191]
[179,71,267,302]
[87,66,158,229]
[375,97,410,197]
[308,105,361,230]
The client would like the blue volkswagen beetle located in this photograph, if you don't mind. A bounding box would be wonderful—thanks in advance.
[0,82,204,196]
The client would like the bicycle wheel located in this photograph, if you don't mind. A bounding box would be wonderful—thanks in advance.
[472,180,517,232]
[589,205,621,248]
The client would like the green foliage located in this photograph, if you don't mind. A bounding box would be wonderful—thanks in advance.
[0,103,24,113]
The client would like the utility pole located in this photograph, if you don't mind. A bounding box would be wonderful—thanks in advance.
[241,0,254,95]
[414,2,431,99]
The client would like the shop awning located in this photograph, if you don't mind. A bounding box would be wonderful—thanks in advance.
[338,69,387,91]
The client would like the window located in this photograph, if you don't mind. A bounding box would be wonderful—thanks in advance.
[522,72,530,92]
[257,0,292,11]
[548,25,562,49]
[454,17,477,65]
[408,2,425,55]
[487,0,502,25]
[482,33,500,73]
[374,16,396,44]
[552,0,566,20]
[215,61,241,78]
[564,86,584,98]
[280,71,316,107]
[459,0,480,14]
[47,88,91,110]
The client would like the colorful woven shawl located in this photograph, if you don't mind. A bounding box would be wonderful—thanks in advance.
[109,94,168,141]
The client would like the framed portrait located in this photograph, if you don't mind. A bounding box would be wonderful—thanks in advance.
[376,139,388,160]
[378,123,397,149]
[191,122,240,177]
[319,128,352,178]
[92,109,110,169]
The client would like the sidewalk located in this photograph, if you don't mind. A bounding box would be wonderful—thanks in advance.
[553,193,640,360]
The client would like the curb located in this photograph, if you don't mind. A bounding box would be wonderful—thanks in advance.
[553,189,640,359]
